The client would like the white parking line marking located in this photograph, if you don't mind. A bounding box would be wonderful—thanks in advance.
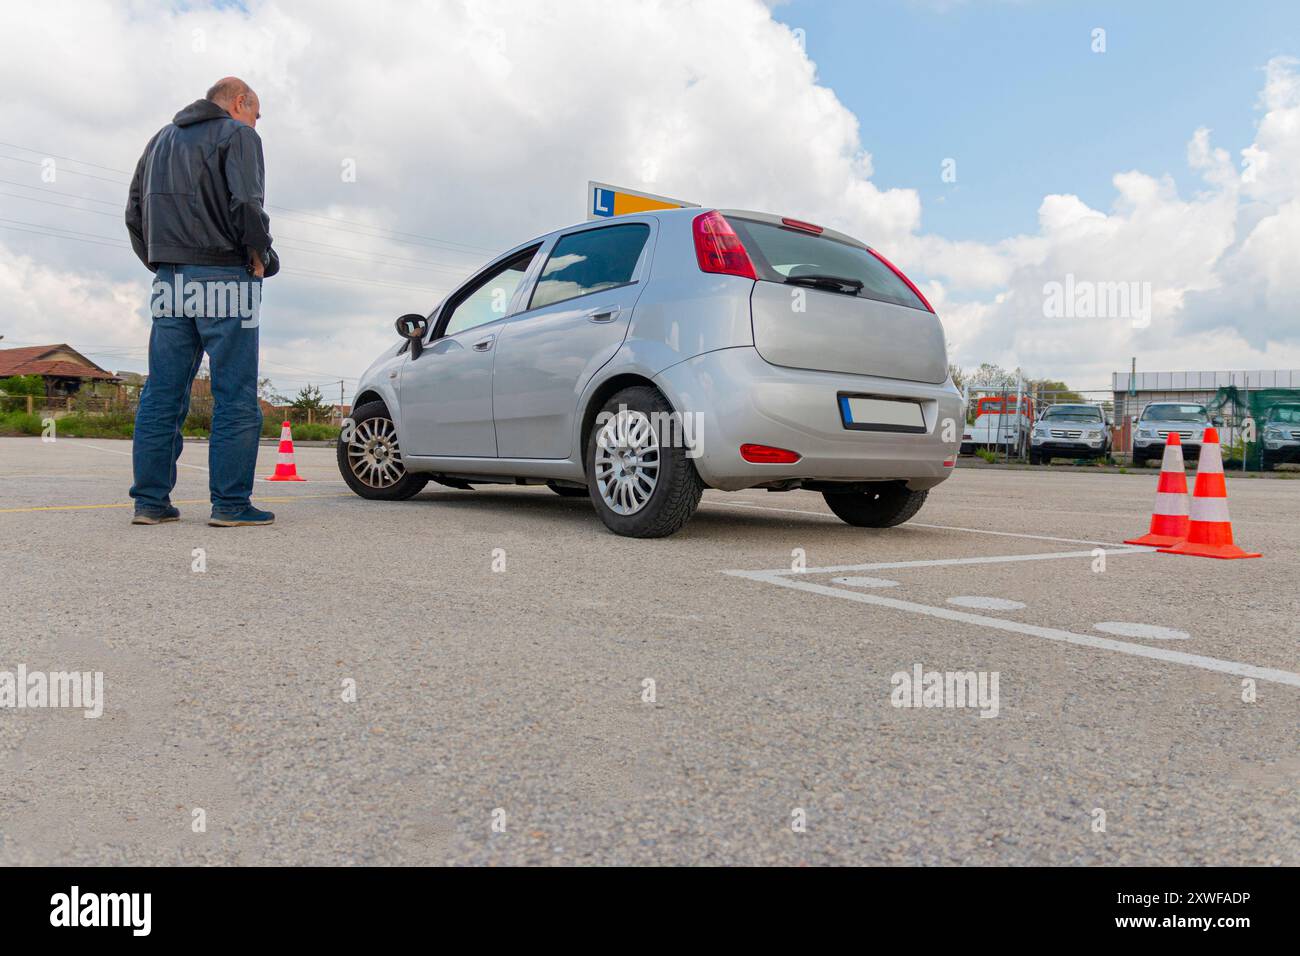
[724,567,1300,688]
[830,575,899,588]
[701,498,1128,548]
[1094,622,1191,641]
[947,595,1027,611]
[751,546,1150,577]
[78,441,208,472]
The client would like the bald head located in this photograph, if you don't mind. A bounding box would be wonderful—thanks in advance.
[206,76,260,129]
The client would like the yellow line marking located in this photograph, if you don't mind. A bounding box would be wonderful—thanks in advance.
[0,493,351,514]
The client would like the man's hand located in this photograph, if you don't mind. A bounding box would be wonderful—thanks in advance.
[250,249,266,278]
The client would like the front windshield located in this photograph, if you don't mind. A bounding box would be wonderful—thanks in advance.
[1042,406,1102,423]
[1141,404,1207,423]
[1267,405,1300,424]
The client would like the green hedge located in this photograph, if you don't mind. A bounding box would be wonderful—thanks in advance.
[0,409,339,442]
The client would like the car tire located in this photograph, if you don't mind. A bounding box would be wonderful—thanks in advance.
[822,482,928,528]
[547,481,589,498]
[585,386,703,538]
[1029,451,1043,465]
[337,400,429,501]
[1131,451,1147,467]
[1261,453,1275,472]
[959,443,973,456]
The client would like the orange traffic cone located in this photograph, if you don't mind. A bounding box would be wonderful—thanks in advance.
[1158,427,1259,559]
[265,421,306,482]
[1125,432,1189,547]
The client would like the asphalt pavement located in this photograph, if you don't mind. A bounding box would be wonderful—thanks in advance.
[1,437,1297,865]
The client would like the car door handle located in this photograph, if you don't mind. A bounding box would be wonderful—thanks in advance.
[586,307,620,323]
[472,334,495,352]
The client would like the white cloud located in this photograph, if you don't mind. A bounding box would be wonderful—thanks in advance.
[0,2,1296,397]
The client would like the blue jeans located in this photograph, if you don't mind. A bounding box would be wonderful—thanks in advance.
[130,264,263,514]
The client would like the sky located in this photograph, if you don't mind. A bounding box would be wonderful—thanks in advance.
[0,0,1297,399]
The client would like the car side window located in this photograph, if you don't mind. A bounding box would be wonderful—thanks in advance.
[528,223,650,311]
[441,248,538,338]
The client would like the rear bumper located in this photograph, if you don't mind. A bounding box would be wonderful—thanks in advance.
[653,346,963,491]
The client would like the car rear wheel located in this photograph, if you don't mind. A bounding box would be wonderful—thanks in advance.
[586,386,703,538]
[822,482,928,528]
[337,401,429,501]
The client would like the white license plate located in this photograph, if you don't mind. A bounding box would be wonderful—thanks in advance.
[841,395,926,432]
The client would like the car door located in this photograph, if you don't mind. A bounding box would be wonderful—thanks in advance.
[399,246,540,458]
[491,220,654,460]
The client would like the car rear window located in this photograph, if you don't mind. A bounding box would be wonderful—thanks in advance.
[529,223,650,311]
[727,217,927,311]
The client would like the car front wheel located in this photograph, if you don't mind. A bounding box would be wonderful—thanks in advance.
[337,401,429,501]
[822,482,928,528]
[586,386,703,537]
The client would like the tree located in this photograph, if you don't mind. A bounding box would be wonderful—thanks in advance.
[964,362,1021,390]
[290,384,333,421]
[1029,378,1085,404]
[258,377,286,405]
[0,374,46,396]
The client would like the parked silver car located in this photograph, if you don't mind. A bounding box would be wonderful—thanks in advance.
[1028,403,1110,464]
[1261,403,1300,470]
[1131,402,1215,467]
[338,208,963,537]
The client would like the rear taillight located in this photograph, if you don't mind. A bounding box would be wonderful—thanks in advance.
[740,443,801,464]
[866,247,935,313]
[693,211,757,280]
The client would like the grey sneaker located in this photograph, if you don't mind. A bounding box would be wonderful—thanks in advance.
[132,505,181,525]
[208,505,275,527]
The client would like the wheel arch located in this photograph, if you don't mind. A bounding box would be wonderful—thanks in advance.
[352,388,387,413]
[577,372,673,475]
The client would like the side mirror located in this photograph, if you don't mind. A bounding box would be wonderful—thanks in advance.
[1212,416,1224,427]
[395,313,429,359]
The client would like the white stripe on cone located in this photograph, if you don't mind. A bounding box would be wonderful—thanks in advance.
[1154,492,1189,516]
[1198,438,1223,474]
[278,452,295,464]
[1190,496,1231,523]
[1161,445,1184,471]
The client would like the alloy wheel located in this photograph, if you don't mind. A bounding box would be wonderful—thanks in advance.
[593,409,660,515]
[347,416,406,488]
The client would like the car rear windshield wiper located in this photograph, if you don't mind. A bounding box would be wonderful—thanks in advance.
[784,274,865,295]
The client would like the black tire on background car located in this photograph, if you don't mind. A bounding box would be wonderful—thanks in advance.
[1260,452,1275,472]
[822,482,928,528]
[1028,450,1043,465]
[547,481,590,498]
[585,386,704,538]
[1131,451,1148,467]
[337,400,429,500]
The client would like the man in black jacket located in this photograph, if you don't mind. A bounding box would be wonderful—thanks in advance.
[125,77,280,527]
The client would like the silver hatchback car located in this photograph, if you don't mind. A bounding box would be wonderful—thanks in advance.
[338,208,963,537]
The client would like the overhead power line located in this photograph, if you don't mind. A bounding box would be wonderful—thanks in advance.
[0,141,504,257]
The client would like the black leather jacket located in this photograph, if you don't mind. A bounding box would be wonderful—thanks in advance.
[126,99,279,277]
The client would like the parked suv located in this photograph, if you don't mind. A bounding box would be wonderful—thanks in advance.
[1261,403,1300,471]
[1028,403,1110,464]
[339,208,963,537]
[1131,402,1213,466]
